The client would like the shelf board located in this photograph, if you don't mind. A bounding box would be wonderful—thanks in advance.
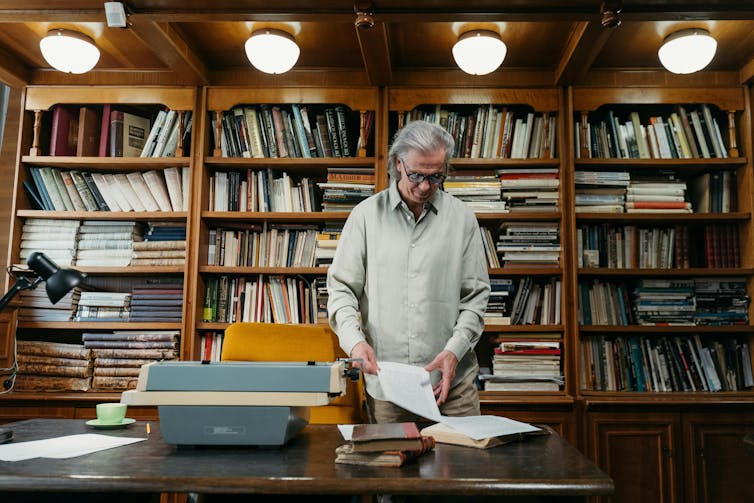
[0,391,125,402]
[485,324,564,333]
[202,211,350,222]
[579,325,754,334]
[451,158,560,168]
[575,157,747,169]
[18,322,183,330]
[16,210,188,221]
[576,211,750,223]
[204,157,376,167]
[195,321,328,330]
[479,392,574,405]
[489,267,562,276]
[579,267,754,277]
[200,266,327,275]
[581,391,754,406]
[21,156,192,169]
[70,266,185,274]
[477,211,561,222]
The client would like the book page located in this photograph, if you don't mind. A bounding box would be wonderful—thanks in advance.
[377,361,540,440]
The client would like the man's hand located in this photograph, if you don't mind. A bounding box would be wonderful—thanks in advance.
[350,341,379,375]
[424,350,458,406]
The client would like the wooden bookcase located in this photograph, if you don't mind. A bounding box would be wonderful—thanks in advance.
[188,86,381,360]
[0,86,197,414]
[0,82,752,501]
[569,86,754,502]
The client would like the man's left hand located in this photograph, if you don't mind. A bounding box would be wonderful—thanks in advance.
[424,350,458,406]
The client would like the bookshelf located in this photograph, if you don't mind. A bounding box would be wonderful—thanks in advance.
[2,86,196,402]
[387,88,572,414]
[188,87,380,360]
[570,86,754,502]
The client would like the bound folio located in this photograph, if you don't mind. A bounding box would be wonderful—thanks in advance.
[350,422,423,452]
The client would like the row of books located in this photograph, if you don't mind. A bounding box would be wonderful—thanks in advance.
[494,222,560,267]
[212,104,364,159]
[581,335,753,392]
[209,169,322,213]
[202,275,317,324]
[399,105,557,159]
[81,331,180,391]
[207,225,321,268]
[199,331,225,362]
[486,339,563,392]
[484,277,562,326]
[14,340,92,392]
[577,223,740,269]
[578,278,750,326]
[26,166,190,213]
[575,104,729,159]
[47,104,190,158]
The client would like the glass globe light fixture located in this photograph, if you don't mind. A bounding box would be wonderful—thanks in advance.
[39,29,100,74]
[658,28,717,74]
[452,30,507,76]
[245,29,300,74]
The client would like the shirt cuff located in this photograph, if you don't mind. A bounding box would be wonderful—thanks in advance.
[445,331,471,361]
[333,307,365,356]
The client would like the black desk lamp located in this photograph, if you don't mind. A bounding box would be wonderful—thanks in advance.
[0,251,86,391]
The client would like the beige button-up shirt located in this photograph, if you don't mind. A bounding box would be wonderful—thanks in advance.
[327,181,491,400]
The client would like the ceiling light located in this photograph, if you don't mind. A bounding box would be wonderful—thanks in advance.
[658,28,717,74]
[39,29,100,74]
[245,29,300,74]
[452,30,507,76]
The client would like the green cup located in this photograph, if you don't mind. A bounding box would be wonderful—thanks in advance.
[96,403,127,424]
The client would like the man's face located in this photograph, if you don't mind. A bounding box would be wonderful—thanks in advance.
[396,148,447,209]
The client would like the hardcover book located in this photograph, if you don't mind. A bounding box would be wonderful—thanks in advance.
[350,422,423,452]
[335,435,435,467]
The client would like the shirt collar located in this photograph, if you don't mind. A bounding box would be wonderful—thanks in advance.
[388,180,441,215]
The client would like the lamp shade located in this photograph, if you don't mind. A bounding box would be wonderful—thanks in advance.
[245,29,300,74]
[27,251,86,304]
[39,29,100,74]
[452,30,507,76]
[658,28,717,74]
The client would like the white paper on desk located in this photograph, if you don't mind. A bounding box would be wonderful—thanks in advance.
[377,361,540,440]
[0,433,145,462]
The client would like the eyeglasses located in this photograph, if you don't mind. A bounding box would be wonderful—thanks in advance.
[400,158,447,185]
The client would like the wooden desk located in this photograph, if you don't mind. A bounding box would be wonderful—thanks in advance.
[0,419,612,500]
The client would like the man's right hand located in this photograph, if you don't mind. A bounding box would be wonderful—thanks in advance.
[350,341,379,375]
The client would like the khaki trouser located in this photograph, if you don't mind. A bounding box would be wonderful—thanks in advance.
[366,370,480,423]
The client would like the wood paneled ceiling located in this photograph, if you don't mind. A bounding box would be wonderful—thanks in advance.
[0,1,753,88]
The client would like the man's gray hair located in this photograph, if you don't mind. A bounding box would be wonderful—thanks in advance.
[387,120,455,180]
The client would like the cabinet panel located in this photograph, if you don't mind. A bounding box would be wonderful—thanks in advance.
[0,309,17,371]
[0,406,74,424]
[483,404,577,444]
[684,412,754,503]
[586,412,680,503]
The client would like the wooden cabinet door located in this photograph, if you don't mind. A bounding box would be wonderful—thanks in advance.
[0,308,17,378]
[683,411,754,503]
[586,411,681,503]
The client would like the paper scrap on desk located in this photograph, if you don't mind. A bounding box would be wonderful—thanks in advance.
[0,433,145,462]
[377,361,540,440]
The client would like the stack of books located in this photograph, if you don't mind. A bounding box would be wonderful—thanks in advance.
[485,339,563,391]
[694,277,749,326]
[335,422,435,467]
[498,168,559,212]
[18,286,83,323]
[484,278,515,325]
[626,178,690,213]
[75,220,142,267]
[85,330,180,391]
[574,171,630,213]
[496,222,560,267]
[444,171,506,213]
[131,222,187,266]
[129,282,183,323]
[19,218,79,267]
[75,291,131,322]
[632,278,696,326]
[14,341,92,392]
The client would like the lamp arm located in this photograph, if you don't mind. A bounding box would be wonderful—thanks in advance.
[0,275,42,312]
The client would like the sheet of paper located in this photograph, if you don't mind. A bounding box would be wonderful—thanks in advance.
[0,433,146,462]
[377,361,540,440]
[337,424,355,441]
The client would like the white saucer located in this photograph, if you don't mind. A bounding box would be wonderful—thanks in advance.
[86,418,136,429]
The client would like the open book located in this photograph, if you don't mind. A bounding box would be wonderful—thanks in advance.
[421,422,549,449]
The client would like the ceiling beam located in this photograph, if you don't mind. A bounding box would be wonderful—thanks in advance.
[740,56,754,85]
[554,21,615,87]
[0,49,29,88]
[128,18,209,85]
[355,21,392,87]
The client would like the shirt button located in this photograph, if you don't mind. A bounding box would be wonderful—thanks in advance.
[411,244,416,248]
